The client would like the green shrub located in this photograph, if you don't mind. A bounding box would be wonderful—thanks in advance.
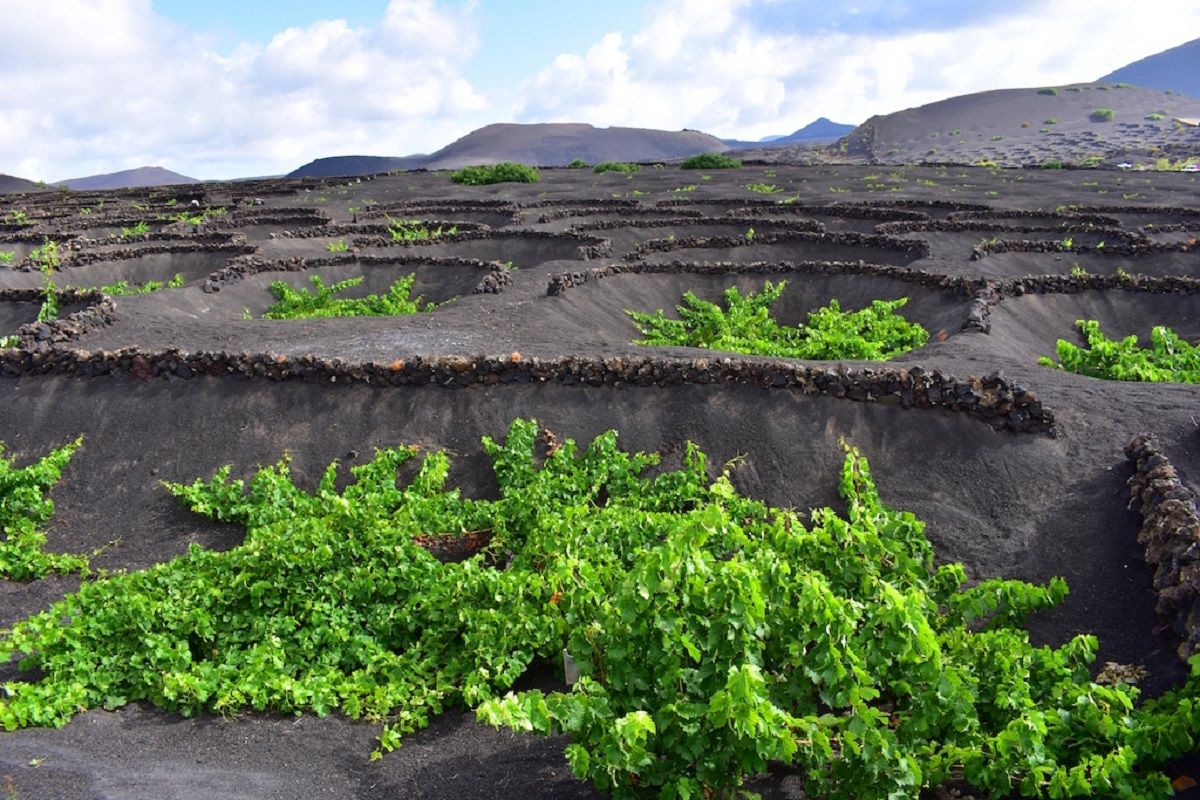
[385,219,457,242]
[4,419,1198,798]
[120,221,151,238]
[100,273,185,296]
[626,281,928,360]
[1039,320,1200,382]
[326,238,349,253]
[1044,117,1058,124]
[0,251,14,266]
[680,152,741,170]
[1037,87,1059,96]
[262,274,435,319]
[565,158,588,169]
[1040,159,1064,169]
[1090,108,1116,122]
[743,183,782,194]
[592,162,640,174]
[450,162,540,185]
[1146,113,1166,121]
[0,436,88,579]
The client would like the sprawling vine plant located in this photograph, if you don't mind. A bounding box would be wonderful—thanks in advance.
[0,437,88,579]
[262,273,434,319]
[1039,320,1200,383]
[2,420,1197,799]
[627,281,929,360]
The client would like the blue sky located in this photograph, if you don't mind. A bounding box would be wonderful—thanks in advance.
[153,0,652,93]
[0,0,1196,180]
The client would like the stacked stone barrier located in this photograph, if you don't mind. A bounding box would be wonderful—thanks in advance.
[1125,435,1200,661]
[0,348,1056,435]
[202,253,513,294]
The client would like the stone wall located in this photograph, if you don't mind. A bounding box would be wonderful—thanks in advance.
[1125,435,1200,661]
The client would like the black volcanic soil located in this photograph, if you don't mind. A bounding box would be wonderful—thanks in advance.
[0,163,1198,800]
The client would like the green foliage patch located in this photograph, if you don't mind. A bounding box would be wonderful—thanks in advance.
[1090,108,1116,122]
[120,221,151,238]
[680,152,741,170]
[1039,320,1200,383]
[450,162,540,185]
[262,274,435,319]
[385,219,457,242]
[0,437,88,580]
[3,420,1199,799]
[593,162,640,174]
[627,281,928,360]
[100,273,185,296]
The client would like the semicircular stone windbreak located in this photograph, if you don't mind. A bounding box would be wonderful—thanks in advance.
[196,253,511,319]
[0,287,114,349]
[0,242,255,291]
[252,220,493,262]
[204,207,332,242]
[541,260,985,360]
[358,199,522,229]
[0,232,79,268]
[983,277,1200,370]
[947,209,1124,227]
[527,203,704,226]
[630,228,930,268]
[873,218,1146,264]
[723,201,929,234]
[967,235,1199,279]
[568,216,825,260]
[350,228,612,267]
[828,198,994,221]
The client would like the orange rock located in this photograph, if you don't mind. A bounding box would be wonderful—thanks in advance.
[1173,775,1197,791]
[389,359,404,371]
[511,351,522,363]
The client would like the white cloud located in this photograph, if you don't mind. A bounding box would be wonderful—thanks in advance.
[513,0,1200,140]
[2,0,1199,179]
[0,0,488,180]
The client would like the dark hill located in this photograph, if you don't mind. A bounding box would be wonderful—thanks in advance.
[725,117,856,150]
[56,166,200,191]
[0,174,47,195]
[834,83,1200,166]
[1099,37,1200,98]
[287,123,729,178]
[285,155,427,180]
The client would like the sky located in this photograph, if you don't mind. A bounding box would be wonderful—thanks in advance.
[1,0,1198,181]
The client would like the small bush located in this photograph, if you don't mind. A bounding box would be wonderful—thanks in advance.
[592,162,640,174]
[680,152,740,170]
[1090,108,1116,122]
[263,274,435,319]
[565,158,588,169]
[1040,320,1200,383]
[743,183,782,194]
[1044,117,1058,124]
[101,273,185,296]
[1040,159,1064,169]
[450,162,540,185]
[1037,87,1059,96]
[1146,113,1166,121]
[0,437,88,579]
[626,281,928,360]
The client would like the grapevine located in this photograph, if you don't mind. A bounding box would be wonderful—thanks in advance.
[1039,319,1200,383]
[627,281,929,359]
[1,421,1197,799]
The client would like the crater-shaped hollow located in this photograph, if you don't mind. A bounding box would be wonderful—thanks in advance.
[188,259,501,319]
[987,288,1200,367]
[542,269,974,355]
